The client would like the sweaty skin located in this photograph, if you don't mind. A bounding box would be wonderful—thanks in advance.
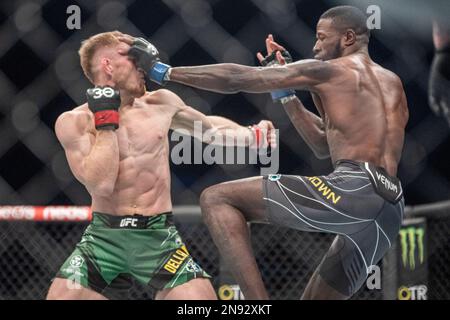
[50,33,278,301]
[55,43,275,217]
[57,91,180,216]
[56,90,274,216]
[121,18,410,301]
[166,20,409,176]
[115,21,409,300]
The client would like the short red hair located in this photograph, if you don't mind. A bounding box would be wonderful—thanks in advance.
[78,31,123,83]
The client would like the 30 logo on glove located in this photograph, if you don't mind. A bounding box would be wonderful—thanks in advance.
[90,87,116,99]
[86,86,121,130]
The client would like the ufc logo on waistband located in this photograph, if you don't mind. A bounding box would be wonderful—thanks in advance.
[119,218,138,228]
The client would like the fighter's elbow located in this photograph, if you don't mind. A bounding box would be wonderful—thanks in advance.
[226,64,250,93]
[226,78,242,94]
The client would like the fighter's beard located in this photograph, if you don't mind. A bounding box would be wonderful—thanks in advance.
[325,42,343,60]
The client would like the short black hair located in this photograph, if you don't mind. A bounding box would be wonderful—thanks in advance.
[320,5,370,39]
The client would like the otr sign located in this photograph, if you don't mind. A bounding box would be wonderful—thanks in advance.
[398,285,428,300]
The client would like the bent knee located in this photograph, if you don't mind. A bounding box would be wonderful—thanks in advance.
[46,278,69,300]
[156,278,216,300]
[200,184,232,209]
[46,278,105,300]
[46,288,58,300]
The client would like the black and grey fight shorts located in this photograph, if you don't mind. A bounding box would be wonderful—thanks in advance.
[263,160,405,296]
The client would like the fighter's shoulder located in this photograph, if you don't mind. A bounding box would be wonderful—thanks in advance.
[55,104,92,141]
[294,58,345,78]
[383,68,403,87]
[149,89,184,104]
[296,59,349,84]
[144,89,186,111]
[327,57,360,75]
[373,63,404,89]
[317,57,344,68]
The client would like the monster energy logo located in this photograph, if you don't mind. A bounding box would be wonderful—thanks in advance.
[399,227,425,270]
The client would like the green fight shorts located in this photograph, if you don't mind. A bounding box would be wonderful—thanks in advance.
[56,212,210,295]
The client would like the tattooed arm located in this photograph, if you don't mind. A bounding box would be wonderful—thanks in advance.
[117,33,340,94]
[167,59,340,94]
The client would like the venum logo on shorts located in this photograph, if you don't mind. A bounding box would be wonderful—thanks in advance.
[307,177,341,204]
[375,171,398,193]
[163,245,190,274]
[69,255,84,268]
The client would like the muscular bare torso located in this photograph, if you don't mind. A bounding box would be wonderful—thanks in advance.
[313,54,409,176]
[76,92,176,216]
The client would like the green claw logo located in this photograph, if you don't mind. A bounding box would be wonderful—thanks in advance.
[399,227,424,270]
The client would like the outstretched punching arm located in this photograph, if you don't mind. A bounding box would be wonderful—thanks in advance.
[117,34,340,94]
[167,59,336,94]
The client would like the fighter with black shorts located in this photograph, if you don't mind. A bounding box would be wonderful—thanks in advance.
[118,6,409,299]
[263,160,404,296]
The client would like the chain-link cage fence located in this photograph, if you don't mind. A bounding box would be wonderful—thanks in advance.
[250,225,382,300]
[0,209,220,300]
[427,216,450,299]
[1,0,450,209]
[0,0,449,301]
[0,204,449,300]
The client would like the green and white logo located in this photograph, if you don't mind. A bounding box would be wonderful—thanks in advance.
[268,174,281,182]
[186,259,202,273]
[399,227,425,270]
[69,255,84,268]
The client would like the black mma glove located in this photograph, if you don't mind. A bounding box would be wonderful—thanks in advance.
[260,50,296,103]
[429,51,450,126]
[86,86,121,130]
[128,37,171,85]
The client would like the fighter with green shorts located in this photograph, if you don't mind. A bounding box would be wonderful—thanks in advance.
[47,31,276,300]
[57,212,208,295]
